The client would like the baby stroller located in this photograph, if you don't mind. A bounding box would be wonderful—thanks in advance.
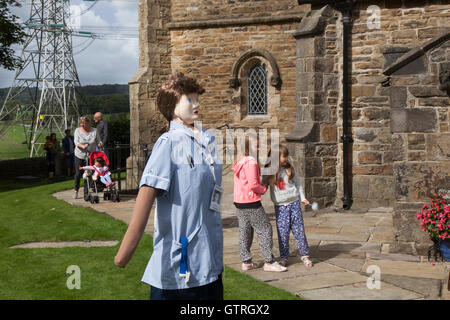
[83,151,120,203]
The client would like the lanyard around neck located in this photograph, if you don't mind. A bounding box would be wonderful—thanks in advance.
[189,135,217,184]
[174,128,217,184]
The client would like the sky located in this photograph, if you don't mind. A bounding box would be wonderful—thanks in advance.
[0,0,138,88]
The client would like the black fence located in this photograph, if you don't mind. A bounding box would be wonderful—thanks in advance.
[102,142,150,193]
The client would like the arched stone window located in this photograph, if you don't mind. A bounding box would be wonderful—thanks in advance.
[247,64,268,116]
[229,49,281,127]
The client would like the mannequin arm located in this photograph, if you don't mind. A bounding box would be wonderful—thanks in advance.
[114,186,157,267]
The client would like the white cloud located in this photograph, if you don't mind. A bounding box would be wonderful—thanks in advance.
[0,0,138,88]
[72,1,138,84]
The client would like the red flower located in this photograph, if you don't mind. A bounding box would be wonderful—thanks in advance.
[417,194,449,240]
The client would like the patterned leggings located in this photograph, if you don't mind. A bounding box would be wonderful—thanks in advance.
[236,206,275,263]
[275,200,310,259]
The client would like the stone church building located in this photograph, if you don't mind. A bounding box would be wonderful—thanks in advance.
[128,0,449,253]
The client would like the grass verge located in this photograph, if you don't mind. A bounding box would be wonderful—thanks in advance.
[0,180,300,300]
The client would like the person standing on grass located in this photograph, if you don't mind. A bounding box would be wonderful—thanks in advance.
[263,145,313,268]
[114,72,224,300]
[62,129,75,177]
[232,131,287,273]
[44,133,60,180]
[43,135,54,179]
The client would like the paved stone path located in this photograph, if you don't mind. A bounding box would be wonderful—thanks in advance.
[10,241,119,249]
[53,170,450,300]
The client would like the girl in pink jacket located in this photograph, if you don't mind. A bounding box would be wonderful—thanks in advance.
[232,133,287,272]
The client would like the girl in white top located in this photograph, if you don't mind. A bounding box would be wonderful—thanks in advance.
[264,144,313,268]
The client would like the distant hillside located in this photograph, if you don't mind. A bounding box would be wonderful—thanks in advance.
[78,84,129,96]
[0,84,130,115]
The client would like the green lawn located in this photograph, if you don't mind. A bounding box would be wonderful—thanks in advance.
[0,180,301,300]
[0,125,31,159]
[0,124,56,159]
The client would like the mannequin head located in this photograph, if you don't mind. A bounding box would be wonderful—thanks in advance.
[157,72,205,126]
[173,93,200,125]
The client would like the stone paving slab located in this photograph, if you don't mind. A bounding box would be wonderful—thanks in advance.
[378,274,442,298]
[297,281,422,300]
[319,257,366,273]
[320,216,381,227]
[313,250,367,260]
[367,252,422,262]
[367,207,394,214]
[247,261,344,282]
[368,226,396,242]
[10,240,119,248]
[339,225,371,234]
[318,241,382,254]
[307,232,371,242]
[375,217,394,227]
[362,259,449,280]
[270,271,368,292]
[304,226,341,234]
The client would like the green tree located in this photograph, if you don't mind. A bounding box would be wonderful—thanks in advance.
[0,0,26,70]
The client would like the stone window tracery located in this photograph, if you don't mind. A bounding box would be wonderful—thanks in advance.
[229,49,281,127]
[247,64,268,116]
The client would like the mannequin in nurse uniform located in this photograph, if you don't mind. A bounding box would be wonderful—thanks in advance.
[114,72,223,300]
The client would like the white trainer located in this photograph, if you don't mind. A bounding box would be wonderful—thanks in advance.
[263,261,287,272]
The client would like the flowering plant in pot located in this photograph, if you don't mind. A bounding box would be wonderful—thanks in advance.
[415,193,450,261]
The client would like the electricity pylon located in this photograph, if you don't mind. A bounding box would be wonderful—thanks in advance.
[0,0,81,157]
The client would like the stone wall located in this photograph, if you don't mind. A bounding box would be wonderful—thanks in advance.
[345,0,449,250]
[285,0,448,251]
[127,0,172,188]
[168,0,309,137]
[386,33,450,248]
[335,0,449,210]
[128,0,310,187]
[0,157,48,179]
[286,5,340,209]
[171,0,308,22]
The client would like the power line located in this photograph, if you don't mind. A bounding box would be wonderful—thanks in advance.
[22,24,138,40]
[73,26,138,31]
[1,0,82,157]
[17,0,138,5]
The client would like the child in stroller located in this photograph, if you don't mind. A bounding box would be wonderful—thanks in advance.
[79,151,120,203]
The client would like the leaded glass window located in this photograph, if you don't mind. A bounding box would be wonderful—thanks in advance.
[247,65,268,115]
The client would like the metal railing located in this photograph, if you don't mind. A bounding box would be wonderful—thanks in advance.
[102,142,150,193]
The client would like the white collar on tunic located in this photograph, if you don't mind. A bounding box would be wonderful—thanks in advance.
[169,120,212,146]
